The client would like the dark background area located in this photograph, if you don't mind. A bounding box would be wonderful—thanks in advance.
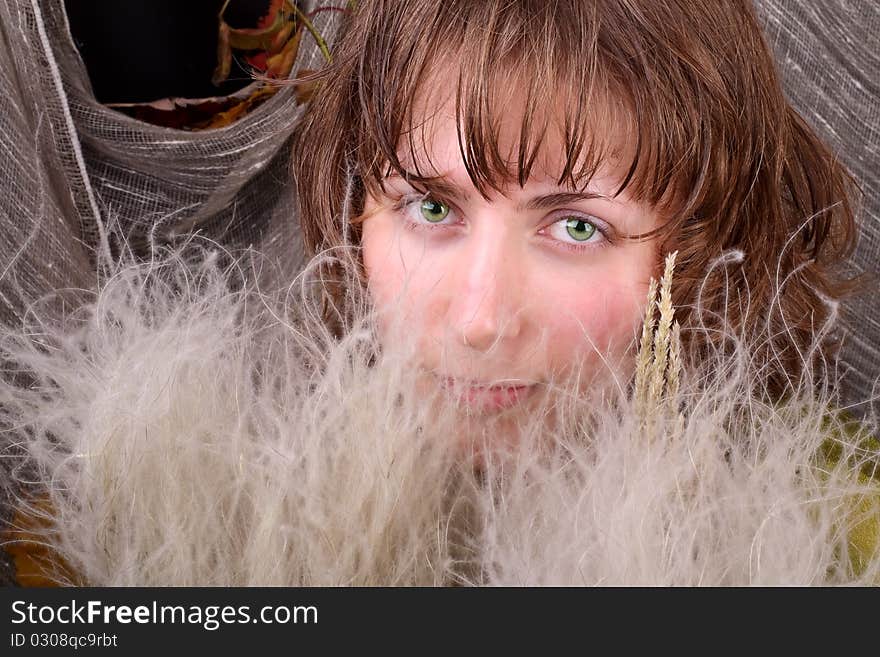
[63,0,273,103]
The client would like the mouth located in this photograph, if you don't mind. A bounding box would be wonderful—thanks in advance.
[435,375,538,411]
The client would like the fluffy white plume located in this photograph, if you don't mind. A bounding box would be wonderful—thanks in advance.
[1,236,878,585]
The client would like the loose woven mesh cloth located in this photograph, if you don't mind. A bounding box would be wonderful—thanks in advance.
[0,1,877,582]
[755,1,880,418]
[0,0,336,585]
[0,0,338,329]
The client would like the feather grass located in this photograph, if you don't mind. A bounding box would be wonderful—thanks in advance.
[1,230,878,585]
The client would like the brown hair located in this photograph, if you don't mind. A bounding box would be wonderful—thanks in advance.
[291,0,865,399]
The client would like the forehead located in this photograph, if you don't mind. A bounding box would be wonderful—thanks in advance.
[391,62,636,194]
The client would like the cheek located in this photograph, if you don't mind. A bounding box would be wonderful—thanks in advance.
[361,218,397,308]
[361,213,446,328]
[537,267,649,369]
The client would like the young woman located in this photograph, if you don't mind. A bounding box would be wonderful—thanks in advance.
[1,0,876,586]
[292,0,862,412]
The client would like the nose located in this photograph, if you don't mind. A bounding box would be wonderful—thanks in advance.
[448,229,523,352]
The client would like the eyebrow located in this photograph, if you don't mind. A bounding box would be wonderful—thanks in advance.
[385,172,616,211]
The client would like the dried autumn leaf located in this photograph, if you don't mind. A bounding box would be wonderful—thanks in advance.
[225,5,286,51]
[212,0,298,86]
[105,1,322,130]
[213,21,233,87]
[265,23,304,80]
[195,85,278,130]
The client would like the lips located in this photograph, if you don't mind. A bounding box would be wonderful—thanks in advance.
[437,376,537,411]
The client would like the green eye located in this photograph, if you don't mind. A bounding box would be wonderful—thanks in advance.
[565,217,596,241]
[419,198,450,223]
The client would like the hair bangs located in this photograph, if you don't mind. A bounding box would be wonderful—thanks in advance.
[294,0,864,395]
[356,0,696,243]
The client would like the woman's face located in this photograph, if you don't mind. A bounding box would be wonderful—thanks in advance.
[360,84,662,419]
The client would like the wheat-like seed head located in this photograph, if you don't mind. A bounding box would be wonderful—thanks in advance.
[634,277,659,412]
[635,251,681,425]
